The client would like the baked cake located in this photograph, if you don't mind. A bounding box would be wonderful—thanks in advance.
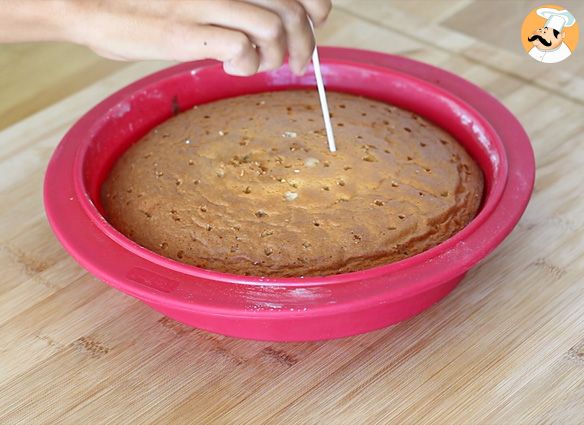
[101,90,483,277]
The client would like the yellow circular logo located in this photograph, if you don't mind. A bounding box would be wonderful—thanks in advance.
[521,4,579,63]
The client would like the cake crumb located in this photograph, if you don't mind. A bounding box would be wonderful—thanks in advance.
[304,157,320,167]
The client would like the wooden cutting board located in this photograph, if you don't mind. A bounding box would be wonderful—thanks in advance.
[1,2,583,424]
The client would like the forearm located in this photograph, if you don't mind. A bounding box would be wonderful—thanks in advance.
[0,0,76,43]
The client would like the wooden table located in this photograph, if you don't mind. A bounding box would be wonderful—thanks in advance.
[1,1,583,423]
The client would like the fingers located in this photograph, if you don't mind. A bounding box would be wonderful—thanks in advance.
[166,25,261,76]
[296,0,332,27]
[215,29,261,76]
[182,0,332,74]
[191,0,287,73]
[242,0,315,75]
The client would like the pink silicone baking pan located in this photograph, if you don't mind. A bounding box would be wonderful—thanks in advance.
[44,47,535,341]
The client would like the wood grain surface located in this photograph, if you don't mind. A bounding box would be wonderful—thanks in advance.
[1,1,583,424]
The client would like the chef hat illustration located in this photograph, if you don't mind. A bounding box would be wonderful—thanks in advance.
[537,8,576,33]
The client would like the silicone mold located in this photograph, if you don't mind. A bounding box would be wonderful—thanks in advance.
[44,48,534,341]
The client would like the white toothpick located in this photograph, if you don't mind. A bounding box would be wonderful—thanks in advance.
[310,24,336,152]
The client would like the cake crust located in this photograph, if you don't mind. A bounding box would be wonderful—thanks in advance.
[101,90,484,277]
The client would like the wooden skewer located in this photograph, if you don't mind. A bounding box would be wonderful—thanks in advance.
[310,22,336,152]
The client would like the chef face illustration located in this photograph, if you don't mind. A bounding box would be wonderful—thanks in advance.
[525,7,577,63]
[528,26,564,50]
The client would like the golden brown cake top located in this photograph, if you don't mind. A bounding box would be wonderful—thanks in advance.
[102,90,483,277]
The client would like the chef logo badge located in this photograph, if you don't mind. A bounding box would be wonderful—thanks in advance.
[521,5,579,63]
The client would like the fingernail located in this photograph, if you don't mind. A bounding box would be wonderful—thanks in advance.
[297,63,308,75]
[258,62,274,73]
[298,59,312,75]
[223,61,247,76]
[223,61,237,75]
[288,59,307,76]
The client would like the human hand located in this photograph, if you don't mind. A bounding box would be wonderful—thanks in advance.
[67,0,332,76]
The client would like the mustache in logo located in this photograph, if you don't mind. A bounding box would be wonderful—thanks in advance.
[528,34,552,46]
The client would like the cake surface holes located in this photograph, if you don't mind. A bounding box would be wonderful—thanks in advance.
[101,90,484,277]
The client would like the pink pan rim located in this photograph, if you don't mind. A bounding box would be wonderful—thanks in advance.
[43,47,534,338]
